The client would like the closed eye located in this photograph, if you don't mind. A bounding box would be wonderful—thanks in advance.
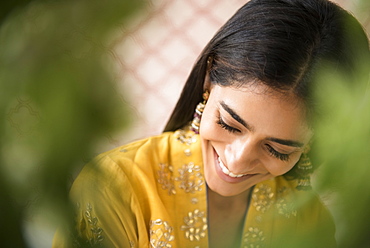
[265,144,290,161]
[216,116,241,133]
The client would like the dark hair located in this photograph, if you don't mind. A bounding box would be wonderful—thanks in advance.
[164,0,369,132]
[163,0,369,185]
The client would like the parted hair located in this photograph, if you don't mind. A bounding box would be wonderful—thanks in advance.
[163,0,369,183]
[164,0,369,132]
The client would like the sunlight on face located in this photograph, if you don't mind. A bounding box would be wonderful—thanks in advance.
[200,84,313,197]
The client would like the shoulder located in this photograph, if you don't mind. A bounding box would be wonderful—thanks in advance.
[64,132,177,247]
[258,176,336,247]
[93,129,200,175]
[98,131,174,164]
[275,177,332,220]
[259,176,334,222]
[72,132,176,191]
[71,129,202,197]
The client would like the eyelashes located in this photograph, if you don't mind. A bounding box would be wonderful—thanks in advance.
[266,144,290,161]
[216,116,241,133]
[216,116,290,161]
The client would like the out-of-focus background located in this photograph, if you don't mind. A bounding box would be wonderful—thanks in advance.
[102,0,370,148]
[0,0,369,247]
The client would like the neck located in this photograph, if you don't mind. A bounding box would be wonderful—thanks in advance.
[207,187,253,248]
[207,187,252,212]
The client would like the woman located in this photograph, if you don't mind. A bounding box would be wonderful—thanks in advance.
[53,0,369,247]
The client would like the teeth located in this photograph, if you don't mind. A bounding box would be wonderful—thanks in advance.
[218,157,245,178]
[218,157,227,173]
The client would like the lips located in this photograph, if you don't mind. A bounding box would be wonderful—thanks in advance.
[217,157,247,178]
[213,149,256,183]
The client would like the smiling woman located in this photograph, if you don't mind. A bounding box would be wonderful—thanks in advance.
[200,84,312,197]
[52,0,369,247]
[198,84,314,247]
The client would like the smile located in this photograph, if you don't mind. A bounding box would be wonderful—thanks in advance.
[217,156,248,178]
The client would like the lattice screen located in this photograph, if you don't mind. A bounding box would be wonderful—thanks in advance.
[106,0,248,148]
[5,0,362,151]
[105,0,359,149]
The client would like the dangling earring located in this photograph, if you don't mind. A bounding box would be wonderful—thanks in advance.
[190,91,209,134]
[296,146,313,190]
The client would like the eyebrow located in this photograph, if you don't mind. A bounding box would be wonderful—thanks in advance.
[220,101,304,148]
[266,137,304,148]
[220,101,254,131]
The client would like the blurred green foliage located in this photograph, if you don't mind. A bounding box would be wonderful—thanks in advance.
[0,0,144,246]
[311,8,370,247]
[313,61,370,247]
[0,0,369,247]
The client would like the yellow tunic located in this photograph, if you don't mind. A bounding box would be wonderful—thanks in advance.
[53,129,336,248]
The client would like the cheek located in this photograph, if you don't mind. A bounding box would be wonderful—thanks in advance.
[199,108,230,144]
[267,155,301,176]
[199,107,218,141]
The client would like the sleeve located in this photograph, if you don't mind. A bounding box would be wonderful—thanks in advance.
[52,155,144,248]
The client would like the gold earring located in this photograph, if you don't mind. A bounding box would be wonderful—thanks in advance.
[296,147,313,190]
[190,91,209,134]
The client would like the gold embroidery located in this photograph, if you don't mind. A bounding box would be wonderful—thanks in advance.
[181,209,207,241]
[275,187,297,218]
[129,240,135,247]
[184,148,192,156]
[175,163,204,193]
[255,215,263,223]
[243,227,265,248]
[157,163,176,195]
[174,129,197,145]
[84,203,104,246]
[150,219,175,248]
[252,184,274,213]
[72,203,104,247]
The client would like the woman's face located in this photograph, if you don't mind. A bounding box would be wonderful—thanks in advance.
[200,83,312,197]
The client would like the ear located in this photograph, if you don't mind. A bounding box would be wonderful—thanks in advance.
[203,56,213,92]
[203,71,213,92]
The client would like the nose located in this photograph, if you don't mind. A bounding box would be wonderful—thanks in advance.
[224,138,260,174]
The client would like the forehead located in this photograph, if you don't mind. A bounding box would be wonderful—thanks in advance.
[209,84,311,142]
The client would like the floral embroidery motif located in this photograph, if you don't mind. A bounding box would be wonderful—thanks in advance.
[252,184,298,217]
[150,219,175,248]
[175,163,204,193]
[275,187,297,218]
[157,162,204,195]
[243,227,265,248]
[252,184,274,213]
[174,129,197,145]
[84,203,104,246]
[72,203,104,247]
[181,209,207,241]
[157,163,176,195]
